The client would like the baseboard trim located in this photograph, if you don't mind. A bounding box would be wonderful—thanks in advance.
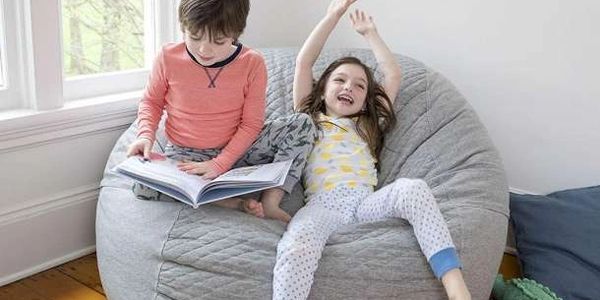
[0,245,96,286]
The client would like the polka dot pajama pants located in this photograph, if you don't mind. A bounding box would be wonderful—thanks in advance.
[272,178,455,300]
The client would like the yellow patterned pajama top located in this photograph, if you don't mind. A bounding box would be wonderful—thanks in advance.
[303,113,377,199]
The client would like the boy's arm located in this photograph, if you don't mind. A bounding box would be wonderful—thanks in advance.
[210,56,267,175]
[137,49,168,144]
[294,0,357,109]
[350,10,402,104]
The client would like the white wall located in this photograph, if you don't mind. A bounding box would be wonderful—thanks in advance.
[0,104,136,285]
[245,0,600,194]
[1,0,598,286]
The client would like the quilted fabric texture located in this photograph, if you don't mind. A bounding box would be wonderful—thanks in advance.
[97,48,509,300]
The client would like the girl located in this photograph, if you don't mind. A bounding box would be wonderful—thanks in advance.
[272,0,471,299]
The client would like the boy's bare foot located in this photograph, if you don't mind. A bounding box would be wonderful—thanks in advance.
[212,197,264,218]
[240,198,265,218]
[212,188,290,221]
[263,204,291,223]
[258,188,291,223]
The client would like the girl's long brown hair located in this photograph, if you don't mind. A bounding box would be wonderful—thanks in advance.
[296,57,397,163]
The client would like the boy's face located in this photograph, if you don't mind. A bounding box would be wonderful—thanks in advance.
[184,29,237,66]
[323,63,368,118]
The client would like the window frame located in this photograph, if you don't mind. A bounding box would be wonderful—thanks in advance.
[0,0,29,111]
[0,0,180,114]
[0,15,5,88]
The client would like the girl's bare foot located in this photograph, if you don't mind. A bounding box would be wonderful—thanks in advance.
[442,269,471,300]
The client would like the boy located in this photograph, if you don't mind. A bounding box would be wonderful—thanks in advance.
[128,0,315,222]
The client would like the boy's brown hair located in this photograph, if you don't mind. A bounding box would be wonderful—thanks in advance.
[178,0,250,41]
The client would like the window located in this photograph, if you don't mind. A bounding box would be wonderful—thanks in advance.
[0,7,5,88]
[61,0,154,100]
[0,0,180,114]
[0,39,5,88]
[0,0,25,112]
[62,0,146,77]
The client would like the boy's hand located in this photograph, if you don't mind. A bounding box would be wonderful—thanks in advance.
[127,138,152,159]
[177,160,219,180]
[349,9,377,36]
[327,0,357,18]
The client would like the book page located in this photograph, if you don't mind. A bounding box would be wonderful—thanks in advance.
[117,156,210,202]
[116,157,293,207]
[213,160,292,183]
[196,160,291,204]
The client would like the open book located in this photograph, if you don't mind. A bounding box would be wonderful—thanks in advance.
[114,155,292,208]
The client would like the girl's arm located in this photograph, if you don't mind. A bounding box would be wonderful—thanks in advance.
[350,10,402,104]
[293,0,357,109]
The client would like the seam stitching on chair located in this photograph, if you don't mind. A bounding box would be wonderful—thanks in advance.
[154,205,185,300]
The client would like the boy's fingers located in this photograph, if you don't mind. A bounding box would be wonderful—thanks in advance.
[143,145,150,159]
[202,171,217,180]
[179,163,198,170]
[126,143,139,157]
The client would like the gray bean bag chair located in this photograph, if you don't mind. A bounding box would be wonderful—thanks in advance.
[97,48,509,300]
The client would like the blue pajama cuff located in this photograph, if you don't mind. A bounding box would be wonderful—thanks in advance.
[428,247,462,279]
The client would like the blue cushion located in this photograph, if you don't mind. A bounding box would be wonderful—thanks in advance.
[510,186,600,300]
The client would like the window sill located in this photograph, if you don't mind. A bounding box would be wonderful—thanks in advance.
[0,91,141,152]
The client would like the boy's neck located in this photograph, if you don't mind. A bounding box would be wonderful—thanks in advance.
[186,42,243,68]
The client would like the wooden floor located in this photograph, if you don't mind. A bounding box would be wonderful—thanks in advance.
[0,253,105,300]
[0,252,521,299]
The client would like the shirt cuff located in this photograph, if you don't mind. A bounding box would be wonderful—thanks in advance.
[428,247,462,279]
[136,133,155,145]
[209,158,230,176]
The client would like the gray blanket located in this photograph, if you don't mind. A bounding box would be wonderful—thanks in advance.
[98,48,508,300]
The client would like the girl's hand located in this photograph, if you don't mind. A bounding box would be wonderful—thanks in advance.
[127,138,152,159]
[327,0,357,18]
[349,9,377,36]
[177,160,219,180]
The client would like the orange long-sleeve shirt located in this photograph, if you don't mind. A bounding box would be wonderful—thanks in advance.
[137,42,267,174]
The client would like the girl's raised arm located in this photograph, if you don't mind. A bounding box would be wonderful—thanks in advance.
[293,0,357,109]
[350,10,402,104]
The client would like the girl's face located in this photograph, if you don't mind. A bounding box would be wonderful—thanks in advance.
[323,63,368,118]
[184,29,236,66]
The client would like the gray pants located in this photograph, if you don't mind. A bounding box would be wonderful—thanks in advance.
[134,113,317,201]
